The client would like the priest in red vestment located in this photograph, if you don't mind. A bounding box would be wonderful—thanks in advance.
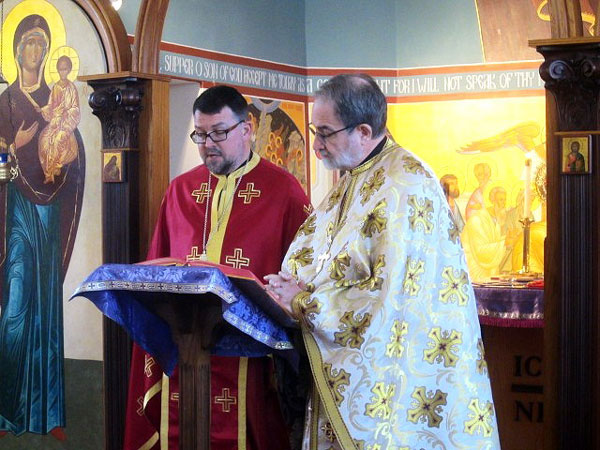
[123,85,311,450]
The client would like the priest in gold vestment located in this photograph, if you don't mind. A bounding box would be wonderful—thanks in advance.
[266,74,500,449]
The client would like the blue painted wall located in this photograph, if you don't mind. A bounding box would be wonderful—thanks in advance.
[117,0,141,35]
[305,0,484,68]
[119,0,307,67]
[118,0,484,68]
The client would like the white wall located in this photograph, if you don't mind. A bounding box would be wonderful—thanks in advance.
[169,82,204,179]
[57,0,105,361]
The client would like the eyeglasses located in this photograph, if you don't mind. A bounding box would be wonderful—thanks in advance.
[308,123,355,142]
[190,120,245,144]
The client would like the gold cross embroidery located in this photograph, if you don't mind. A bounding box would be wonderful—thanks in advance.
[225,248,250,269]
[144,355,156,377]
[191,183,211,204]
[136,396,145,416]
[214,388,237,412]
[237,182,261,204]
[186,246,204,262]
[170,392,179,402]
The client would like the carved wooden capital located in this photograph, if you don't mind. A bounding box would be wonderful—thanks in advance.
[537,42,600,130]
[87,78,144,149]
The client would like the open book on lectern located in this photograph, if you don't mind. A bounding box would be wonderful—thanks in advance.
[72,258,299,375]
[138,257,298,329]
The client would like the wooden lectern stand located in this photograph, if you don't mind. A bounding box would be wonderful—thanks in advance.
[148,294,223,450]
[72,262,297,450]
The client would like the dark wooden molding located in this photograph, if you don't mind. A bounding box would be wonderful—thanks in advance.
[86,74,146,450]
[88,82,144,149]
[137,78,171,259]
[83,69,170,450]
[534,41,600,450]
[80,71,170,261]
[539,48,600,131]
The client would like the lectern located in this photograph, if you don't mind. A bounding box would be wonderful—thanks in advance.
[72,263,297,450]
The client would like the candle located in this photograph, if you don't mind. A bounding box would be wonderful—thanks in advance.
[523,158,532,219]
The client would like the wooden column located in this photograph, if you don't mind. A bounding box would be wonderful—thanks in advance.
[531,38,600,450]
[81,71,170,450]
[154,298,223,450]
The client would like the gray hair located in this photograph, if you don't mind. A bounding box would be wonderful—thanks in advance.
[315,73,387,138]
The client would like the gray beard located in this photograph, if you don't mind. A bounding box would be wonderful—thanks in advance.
[206,158,235,175]
[321,150,362,171]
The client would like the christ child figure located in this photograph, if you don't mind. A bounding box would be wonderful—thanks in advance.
[38,55,80,184]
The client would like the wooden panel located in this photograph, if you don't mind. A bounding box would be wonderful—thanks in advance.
[559,150,594,445]
[86,74,146,450]
[138,78,170,259]
[534,40,600,450]
[102,150,140,450]
[543,91,560,450]
[483,326,544,450]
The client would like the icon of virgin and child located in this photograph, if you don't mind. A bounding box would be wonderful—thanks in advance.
[0,13,85,438]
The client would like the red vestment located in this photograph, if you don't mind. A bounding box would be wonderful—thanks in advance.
[123,153,310,450]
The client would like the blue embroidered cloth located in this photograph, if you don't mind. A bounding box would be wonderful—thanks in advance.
[71,264,297,375]
[474,286,544,328]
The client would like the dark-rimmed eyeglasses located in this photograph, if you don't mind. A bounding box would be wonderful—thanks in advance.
[308,123,355,143]
[190,120,245,144]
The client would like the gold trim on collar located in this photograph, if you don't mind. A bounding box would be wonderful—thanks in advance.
[350,139,399,176]
[207,152,259,262]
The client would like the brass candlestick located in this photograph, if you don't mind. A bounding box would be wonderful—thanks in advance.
[516,217,539,277]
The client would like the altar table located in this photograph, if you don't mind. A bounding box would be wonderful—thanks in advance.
[475,286,544,450]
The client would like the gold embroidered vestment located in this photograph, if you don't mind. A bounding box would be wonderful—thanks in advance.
[286,139,500,449]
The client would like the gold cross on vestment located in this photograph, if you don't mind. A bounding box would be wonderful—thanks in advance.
[136,396,145,416]
[214,388,237,412]
[225,248,250,269]
[186,246,206,262]
[144,355,156,377]
[237,182,261,204]
[191,183,211,204]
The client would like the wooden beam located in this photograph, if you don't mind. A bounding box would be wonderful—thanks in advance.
[133,0,171,73]
[138,77,170,258]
